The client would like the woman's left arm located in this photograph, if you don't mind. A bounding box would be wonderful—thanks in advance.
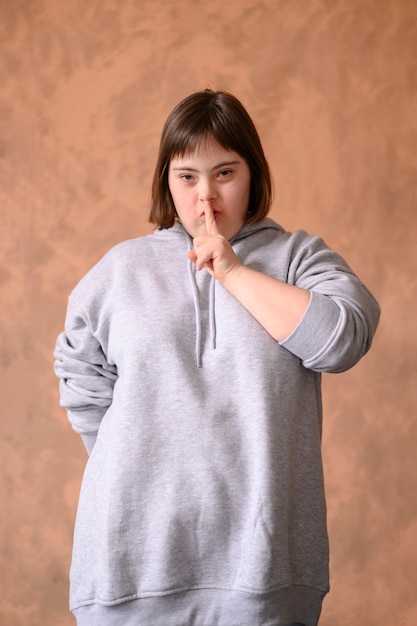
[189,204,380,372]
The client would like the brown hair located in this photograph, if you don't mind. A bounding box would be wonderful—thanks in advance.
[149,89,273,228]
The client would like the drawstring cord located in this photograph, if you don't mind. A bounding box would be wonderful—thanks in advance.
[186,235,217,367]
[187,252,202,368]
[209,277,216,350]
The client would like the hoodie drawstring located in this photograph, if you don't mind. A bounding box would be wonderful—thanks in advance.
[186,237,216,367]
[209,277,216,351]
[187,255,202,368]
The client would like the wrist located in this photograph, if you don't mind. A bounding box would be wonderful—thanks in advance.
[219,260,247,289]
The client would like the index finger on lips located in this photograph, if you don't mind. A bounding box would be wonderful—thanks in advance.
[204,202,219,235]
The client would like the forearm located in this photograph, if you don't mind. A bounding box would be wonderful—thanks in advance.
[220,263,311,342]
[191,204,310,342]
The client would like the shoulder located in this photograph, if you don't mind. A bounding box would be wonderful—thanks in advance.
[244,220,334,260]
[249,223,359,286]
[103,224,188,261]
[69,226,188,299]
[82,228,181,272]
[265,226,346,264]
[104,232,159,260]
[68,234,153,299]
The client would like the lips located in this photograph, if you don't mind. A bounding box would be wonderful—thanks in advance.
[200,210,221,220]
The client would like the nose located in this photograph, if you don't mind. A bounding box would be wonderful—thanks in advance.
[198,178,217,202]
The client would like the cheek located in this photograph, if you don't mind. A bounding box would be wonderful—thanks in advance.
[234,182,251,212]
[169,182,183,208]
[169,185,195,220]
[174,189,192,210]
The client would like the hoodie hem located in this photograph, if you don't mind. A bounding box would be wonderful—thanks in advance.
[72,584,328,626]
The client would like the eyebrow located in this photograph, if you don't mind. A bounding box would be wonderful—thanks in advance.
[171,160,241,172]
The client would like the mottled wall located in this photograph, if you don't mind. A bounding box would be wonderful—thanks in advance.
[0,0,416,624]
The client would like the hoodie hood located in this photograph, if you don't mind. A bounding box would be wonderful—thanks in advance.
[153,218,285,367]
[230,217,286,243]
[154,217,285,243]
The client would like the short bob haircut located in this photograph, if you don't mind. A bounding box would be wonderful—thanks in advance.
[150,89,273,229]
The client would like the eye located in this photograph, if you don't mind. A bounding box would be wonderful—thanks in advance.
[179,174,194,182]
[218,169,232,178]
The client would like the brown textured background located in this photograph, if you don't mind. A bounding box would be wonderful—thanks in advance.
[0,0,416,624]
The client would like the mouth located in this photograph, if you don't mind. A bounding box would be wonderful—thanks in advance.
[200,210,221,220]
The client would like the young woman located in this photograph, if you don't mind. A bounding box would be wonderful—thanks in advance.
[54,89,380,626]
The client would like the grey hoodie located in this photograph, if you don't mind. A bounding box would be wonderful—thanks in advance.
[54,218,380,626]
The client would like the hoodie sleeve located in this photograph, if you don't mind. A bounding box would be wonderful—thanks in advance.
[279,231,380,373]
[54,292,118,453]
